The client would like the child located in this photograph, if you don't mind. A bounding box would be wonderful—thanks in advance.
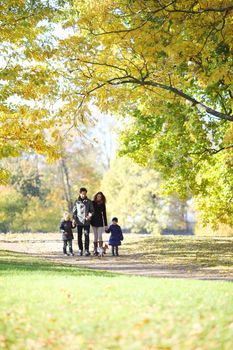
[106,217,124,256]
[60,212,76,256]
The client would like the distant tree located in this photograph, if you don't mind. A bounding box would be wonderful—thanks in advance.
[19,196,62,233]
[0,186,26,233]
[101,157,188,234]
[11,170,44,198]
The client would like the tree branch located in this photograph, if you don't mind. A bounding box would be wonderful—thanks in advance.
[86,0,176,36]
[165,5,233,14]
[70,57,129,75]
[210,144,233,155]
[107,77,233,122]
[66,59,233,122]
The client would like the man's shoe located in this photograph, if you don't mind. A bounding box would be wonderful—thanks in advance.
[84,250,90,256]
[64,253,68,256]
[77,250,83,256]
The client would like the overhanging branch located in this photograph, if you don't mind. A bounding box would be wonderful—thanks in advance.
[107,77,233,122]
[67,62,233,122]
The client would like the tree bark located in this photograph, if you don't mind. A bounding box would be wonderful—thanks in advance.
[60,158,73,213]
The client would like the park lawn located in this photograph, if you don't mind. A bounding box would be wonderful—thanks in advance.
[121,235,233,273]
[1,233,232,276]
[0,251,233,350]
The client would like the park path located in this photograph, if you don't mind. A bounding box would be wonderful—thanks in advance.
[1,233,232,281]
[39,251,233,281]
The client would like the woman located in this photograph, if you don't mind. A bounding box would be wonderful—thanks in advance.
[91,191,108,256]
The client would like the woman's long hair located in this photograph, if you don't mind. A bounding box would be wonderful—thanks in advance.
[93,191,106,204]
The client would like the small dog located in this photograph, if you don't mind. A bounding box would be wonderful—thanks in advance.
[97,243,108,257]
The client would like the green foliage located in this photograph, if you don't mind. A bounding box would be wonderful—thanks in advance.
[0,135,103,232]
[194,152,233,228]
[119,104,233,228]
[0,168,10,185]
[11,170,47,199]
[101,157,162,233]
[195,222,233,237]
[120,104,226,195]
[101,157,188,234]
[19,196,62,233]
[49,0,232,227]
[0,186,26,233]
[0,186,62,233]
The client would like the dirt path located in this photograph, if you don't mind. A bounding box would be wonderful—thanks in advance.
[37,251,232,281]
[1,233,232,281]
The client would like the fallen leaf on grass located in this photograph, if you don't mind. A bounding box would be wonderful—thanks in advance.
[135,318,151,328]
[0,335,6,347]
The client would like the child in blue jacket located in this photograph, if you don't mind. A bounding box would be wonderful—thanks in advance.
[106,217,124,256]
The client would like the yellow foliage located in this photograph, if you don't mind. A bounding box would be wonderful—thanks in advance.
[1,0,232,187]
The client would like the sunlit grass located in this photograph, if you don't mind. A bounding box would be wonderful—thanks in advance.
[0,251,232,350]
[121,235,233,273]
[1,233,232,277]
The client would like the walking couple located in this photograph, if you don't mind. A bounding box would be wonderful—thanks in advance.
[60,187,123,257]
[72,187,107,256]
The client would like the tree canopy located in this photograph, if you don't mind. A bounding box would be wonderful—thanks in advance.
[55,0,232,119]
[1,0,232,226]
[53,0,233,225]
[0,0,66,184]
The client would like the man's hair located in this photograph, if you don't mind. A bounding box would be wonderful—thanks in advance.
[79,187,87,193]
[112,217,118,222]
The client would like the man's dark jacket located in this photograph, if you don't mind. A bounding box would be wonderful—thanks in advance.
[73,197,94,226]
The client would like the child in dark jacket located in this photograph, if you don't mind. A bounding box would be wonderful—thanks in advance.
[106,217,124,256]
[60,212,76,256]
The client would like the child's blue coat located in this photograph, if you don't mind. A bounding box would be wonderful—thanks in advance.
[107,224,124,246]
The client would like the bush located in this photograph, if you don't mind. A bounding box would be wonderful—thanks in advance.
[0,186,26,233]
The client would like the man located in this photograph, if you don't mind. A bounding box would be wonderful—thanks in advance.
[73,187,94,256]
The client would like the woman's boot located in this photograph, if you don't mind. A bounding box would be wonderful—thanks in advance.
[93,241,98,256]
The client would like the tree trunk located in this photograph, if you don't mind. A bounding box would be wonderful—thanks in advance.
[60,157,73,213]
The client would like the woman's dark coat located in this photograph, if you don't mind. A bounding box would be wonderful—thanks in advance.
[91,201,107,227]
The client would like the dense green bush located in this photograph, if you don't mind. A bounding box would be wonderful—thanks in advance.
[0,186,63,233]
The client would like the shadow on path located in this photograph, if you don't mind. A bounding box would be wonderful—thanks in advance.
[39,251,233,282]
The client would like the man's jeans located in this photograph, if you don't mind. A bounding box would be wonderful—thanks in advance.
[77,225,90,251]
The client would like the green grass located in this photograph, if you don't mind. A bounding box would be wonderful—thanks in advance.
[1,233,232,275]
[122,236,233,273]
[0,251,233,350]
